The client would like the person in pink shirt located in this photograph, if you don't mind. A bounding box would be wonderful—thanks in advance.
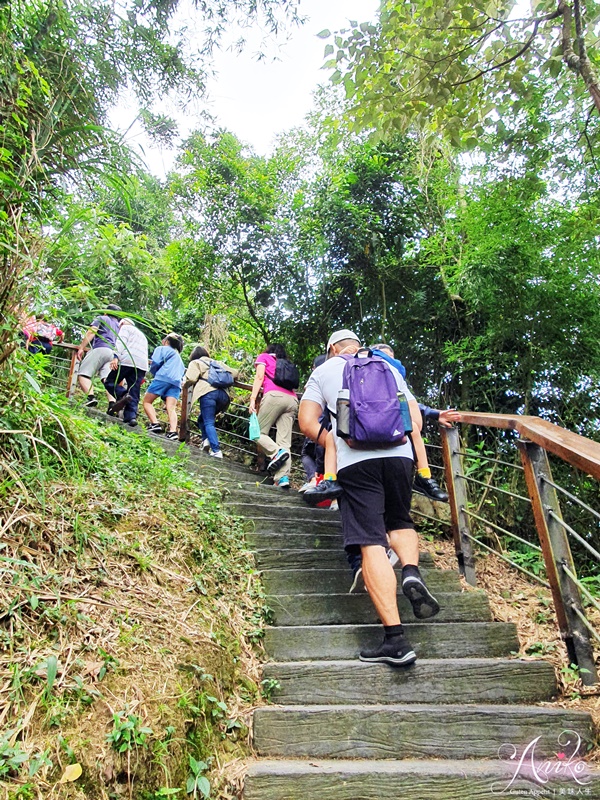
[26,315,64,354]
[248,343,299,489]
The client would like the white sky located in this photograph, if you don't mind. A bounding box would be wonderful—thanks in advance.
[109,0,379,176]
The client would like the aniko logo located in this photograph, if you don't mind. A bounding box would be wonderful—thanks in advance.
[491,730,592,795]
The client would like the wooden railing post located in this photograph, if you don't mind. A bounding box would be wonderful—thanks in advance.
[518,439,597,685]
[440,426,477,586]
[179,384,193,443]
[54,342,80,400]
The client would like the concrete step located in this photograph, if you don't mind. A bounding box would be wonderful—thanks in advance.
[225,502,343,523]
[263,621,519,661]
[267,590,487,625]
[247,531,345,550]
[262,658,557,705]
[244,758,600,800]
[247,518,343,536]
[253,548,435,570]
[226,487,308,506]
[260,567,461,595]
[253,703,595,759]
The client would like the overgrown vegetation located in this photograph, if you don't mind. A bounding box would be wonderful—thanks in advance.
[0,353,269,798]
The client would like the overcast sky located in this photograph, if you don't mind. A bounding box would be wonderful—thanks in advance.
[109,0,379,176]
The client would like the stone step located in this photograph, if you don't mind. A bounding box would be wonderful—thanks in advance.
[262,658,557,705]
[267,590,486,625]
[253,703,595,760]
[225,502,342,523]
[247,518,343,536]
[244,758,600,800]
[226,487,308,505]
[253,548,435,570]
[263,621,519,661]
[247,531,345,550]
[260,567,461,595]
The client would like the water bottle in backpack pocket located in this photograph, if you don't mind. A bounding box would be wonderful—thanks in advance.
[336,389,350,438]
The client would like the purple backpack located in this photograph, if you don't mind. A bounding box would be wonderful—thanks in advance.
[339,351,406,448]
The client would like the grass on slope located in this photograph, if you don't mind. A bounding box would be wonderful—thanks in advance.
[0,357,269,799]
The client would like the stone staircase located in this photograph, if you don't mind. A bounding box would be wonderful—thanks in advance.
[88,416,600,798]
[222,471,600,799]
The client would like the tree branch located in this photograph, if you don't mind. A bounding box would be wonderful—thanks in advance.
[451,20,541,87]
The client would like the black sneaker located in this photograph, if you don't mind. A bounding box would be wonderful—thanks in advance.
[84,395,98,408]
[303,479,344,506]
[165,431,178,440]
[402,574,440,620]
[413,474,448,502]
[107,401,116,416]
[148,423,162,434]
[126,419,138,427]
[267,449,289,474]
[359,634,417,667]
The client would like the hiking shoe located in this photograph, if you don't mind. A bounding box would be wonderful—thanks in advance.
[402,574,440,620]
[107,401,116,416]
[84,395,98,407]
[126,419,138,427]
[209,450,223,458]
[277,476,290,489]
[413,474,448,502]
[110,393,132,415]
[359,634,417,667]
[148,423,162,434]
[303,479,343,506]
[298,482,314,493]
[349,565,364,594]
[267,449,289,474]
[165,431,178,440]
[202,438,210,452]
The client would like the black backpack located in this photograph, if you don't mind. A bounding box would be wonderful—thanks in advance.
[272,357,299,391]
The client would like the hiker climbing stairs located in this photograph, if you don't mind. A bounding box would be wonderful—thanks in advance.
[225,471,599,798]
[88,414,599,798]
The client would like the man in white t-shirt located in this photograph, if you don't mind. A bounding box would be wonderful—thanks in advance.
[104,319,149,427]
[299,329,440,667]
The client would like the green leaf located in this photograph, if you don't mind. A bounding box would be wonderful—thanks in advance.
[316,29,331,38]
[46,656,58,694]
[24,372,41,394]
[324,44,334,57]
[196,776,210,798]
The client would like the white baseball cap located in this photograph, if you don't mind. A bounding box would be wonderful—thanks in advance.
[326,329,361,351]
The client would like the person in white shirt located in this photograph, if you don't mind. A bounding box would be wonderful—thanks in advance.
[299,329,440,668]
[104,319,149,427]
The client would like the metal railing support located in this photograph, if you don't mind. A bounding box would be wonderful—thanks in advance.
[440,426,477,586]
[518,438,597,685]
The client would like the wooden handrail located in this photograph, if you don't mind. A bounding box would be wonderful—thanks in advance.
[456,412,600,481]
[451,410,598,685]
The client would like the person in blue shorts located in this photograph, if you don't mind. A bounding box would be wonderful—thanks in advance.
[143,333,185,440]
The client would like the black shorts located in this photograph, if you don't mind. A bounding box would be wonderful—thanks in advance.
[337,457,414,549]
